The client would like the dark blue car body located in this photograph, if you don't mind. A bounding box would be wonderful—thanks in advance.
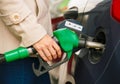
[74,0,120,84]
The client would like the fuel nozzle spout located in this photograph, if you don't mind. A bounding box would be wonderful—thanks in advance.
[79,38,105,49]
[86,41,105,49]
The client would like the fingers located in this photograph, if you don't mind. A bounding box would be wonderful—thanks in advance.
[33,43,61,62]
[41,44,61,61]
[37,49,48,61]
[33,34,62,62]
[42,47,52,61]
[48,46,57,59]
[52,41,62,58]
[33,45,49,61]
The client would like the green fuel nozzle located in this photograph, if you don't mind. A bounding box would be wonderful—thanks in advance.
[53,28,79,59]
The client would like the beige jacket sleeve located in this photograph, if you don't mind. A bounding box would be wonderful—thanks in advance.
[0,0,47,47]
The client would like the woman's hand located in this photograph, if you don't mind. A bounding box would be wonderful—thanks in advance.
[33,34,62,61]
